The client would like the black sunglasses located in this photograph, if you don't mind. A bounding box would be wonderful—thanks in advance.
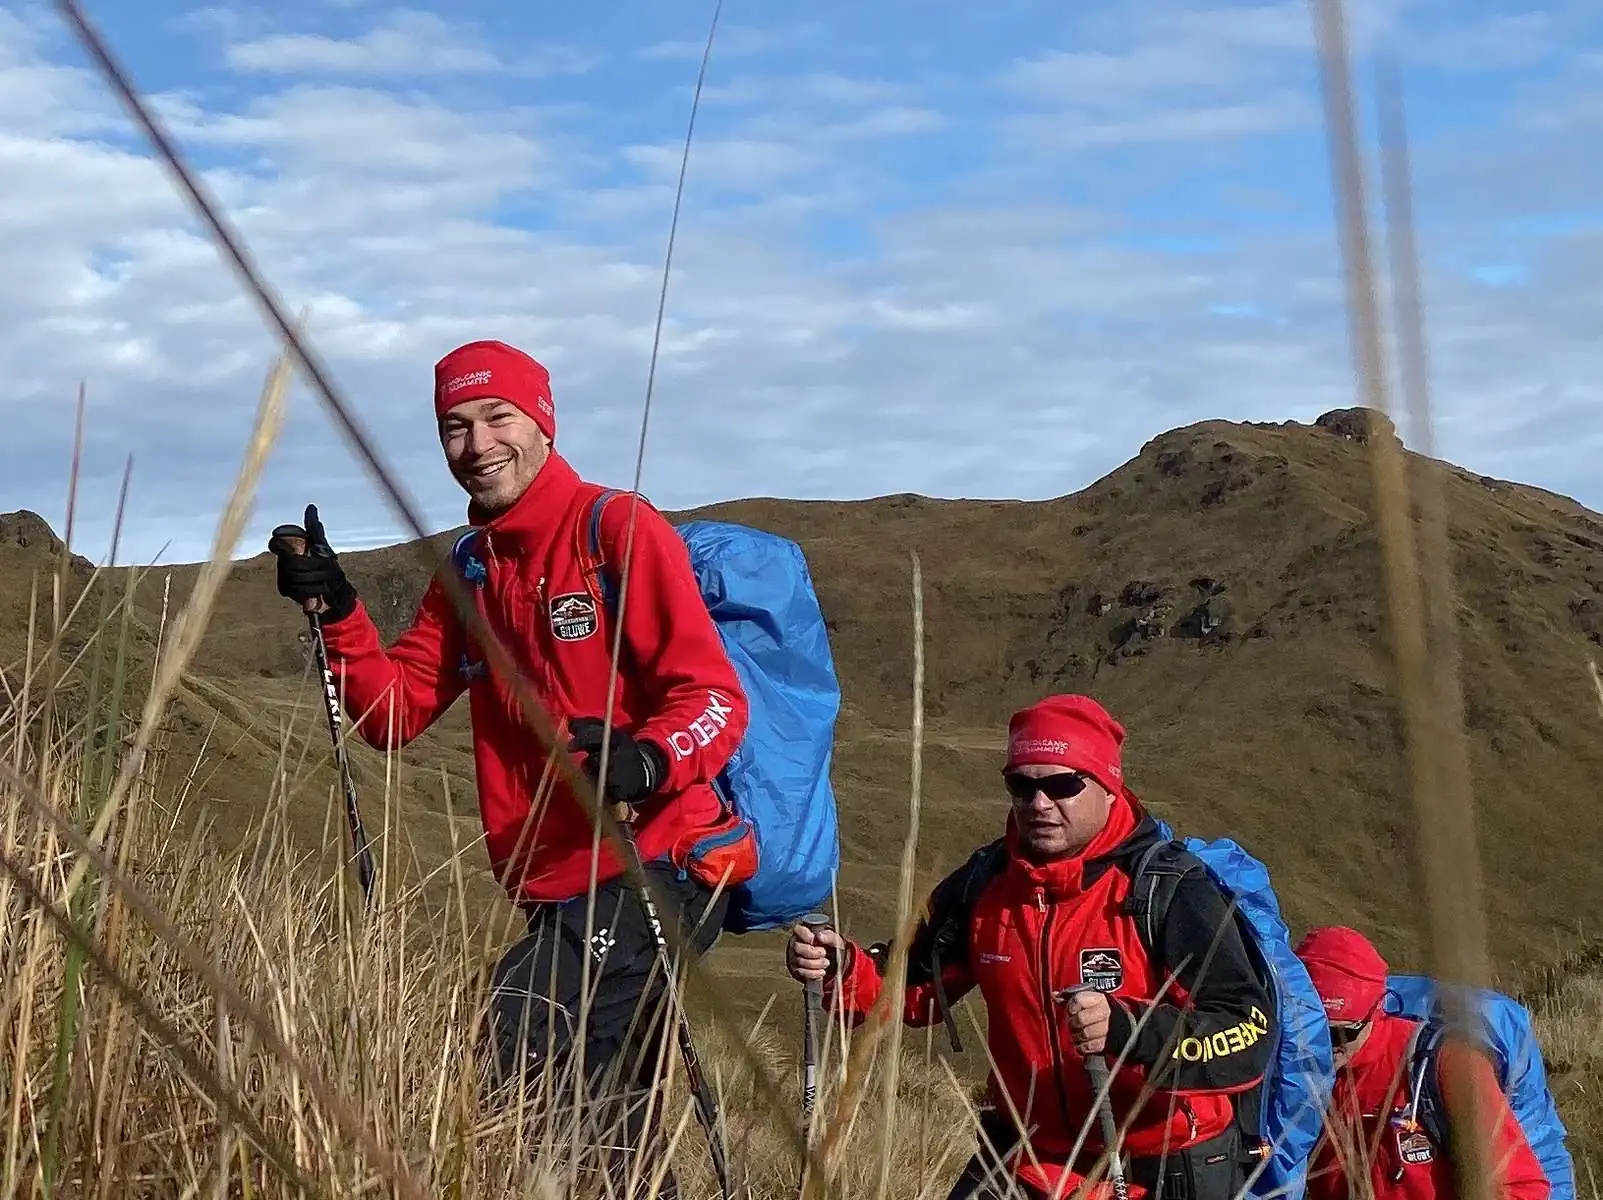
[1003,771,1090,803]
[1328,1020,1369,1047]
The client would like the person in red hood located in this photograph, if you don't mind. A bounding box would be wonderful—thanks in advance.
[788,694,1276,1200]
[268,339,751,1198]
[1296,927,1550,1200]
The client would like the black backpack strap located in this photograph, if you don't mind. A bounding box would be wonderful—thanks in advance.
[917,839,1008,1055]
[1120,837,1273,1160]
[1121,838,1203,952]
[449,530,491,681]
[1406,1017,1451,1150]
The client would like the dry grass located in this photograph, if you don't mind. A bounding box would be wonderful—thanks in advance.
[5,528,1599,1200]
[1532,974,1603,1161]
[0,552,995,1199]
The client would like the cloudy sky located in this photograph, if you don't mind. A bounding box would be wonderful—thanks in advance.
[2,0,1599,566]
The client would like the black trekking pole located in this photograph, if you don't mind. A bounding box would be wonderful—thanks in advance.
[268,523,376,908]
[1082,1053,1129,1200]
[1057,984,1129,1200]
[797,912,835,1194]
[615,816,732,1200]
[798,913,835,1124]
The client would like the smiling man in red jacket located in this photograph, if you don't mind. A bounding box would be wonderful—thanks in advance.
[1297,927,1550,1200]
[787,694,1275,1200]
[269,339,751,1197]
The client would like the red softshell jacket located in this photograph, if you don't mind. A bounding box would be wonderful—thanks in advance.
[319,451,750,904]
[1307,1012,1551,1200]
[825,791,1275,1186]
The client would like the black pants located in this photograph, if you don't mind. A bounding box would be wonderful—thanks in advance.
[945,1111,1248,1200]
[484,862,727,1199]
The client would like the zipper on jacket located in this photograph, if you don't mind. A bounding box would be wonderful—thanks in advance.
[1178,1096,1199,1145]
[1034,887,1076,1145]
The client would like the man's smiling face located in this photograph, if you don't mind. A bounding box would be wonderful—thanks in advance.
[439,397,551,512]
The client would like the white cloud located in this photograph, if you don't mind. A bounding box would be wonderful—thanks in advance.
[1407,12,1554,71]
[999,2,1326,153]
[623,137,822,191]
[227,10,520,76]
[706,71,908,108]
[0,1,1598,568]
[633,21,823,64]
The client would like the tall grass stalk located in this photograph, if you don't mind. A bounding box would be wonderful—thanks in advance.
[1311,3,1498,1200]
[872,553,928,1200]
[41,456,136,1194]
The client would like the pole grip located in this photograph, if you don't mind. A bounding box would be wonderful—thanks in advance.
[800,911,838,979]
[267,526,328,616]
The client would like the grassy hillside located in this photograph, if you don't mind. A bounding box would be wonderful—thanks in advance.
[2,404,1601,1195]
[5,405,1603,1014]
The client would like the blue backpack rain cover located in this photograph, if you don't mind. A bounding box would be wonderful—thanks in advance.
[1148,820,1336,1200]
[453,489,843,934]
[1385,974,1575,1200]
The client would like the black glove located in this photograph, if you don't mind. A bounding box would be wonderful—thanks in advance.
[268,503,357,623]
[567,718,667,806]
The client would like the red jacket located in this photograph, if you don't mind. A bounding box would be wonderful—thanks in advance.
[1308,1012,1550,1200]
[825,792,1274,1191]
[319,451,750,904]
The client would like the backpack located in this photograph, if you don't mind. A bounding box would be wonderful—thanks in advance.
[450,488,843,934]
[1386,975,1575,1200]
[918,817,1335,1200]
[1130,822,1337,1200]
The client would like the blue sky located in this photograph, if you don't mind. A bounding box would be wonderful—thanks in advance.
[1,0,1600,565]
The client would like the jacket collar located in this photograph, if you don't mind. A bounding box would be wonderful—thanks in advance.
[468,450,586,557]
[1004,788,1162,899]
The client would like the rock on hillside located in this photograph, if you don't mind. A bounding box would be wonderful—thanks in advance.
[5,409,1602,1004]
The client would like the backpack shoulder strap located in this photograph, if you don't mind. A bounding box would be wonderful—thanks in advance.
[1409,1015,1505,1152]
[916,838,1008,1055]
[451,528,487,587]
[1121,838,1206,952]
[1407,1016,1451,1148]
[447,528,491,680]
[578,487,625,613]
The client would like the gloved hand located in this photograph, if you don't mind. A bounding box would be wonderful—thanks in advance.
[267,503,358,623]
[566,718,667,806]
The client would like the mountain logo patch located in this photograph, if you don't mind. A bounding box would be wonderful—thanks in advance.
[1399,1131,1434,1165]
[1079,948,1123,992]
[550,593,599,641]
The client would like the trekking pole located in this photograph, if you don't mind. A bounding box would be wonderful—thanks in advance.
[797,912,835,1194]
[799,912,833,1124]
[1082,1054,1129,1200]
[1057,984,1129,1200]
[268,524,376,908]
[614,816,733,1200]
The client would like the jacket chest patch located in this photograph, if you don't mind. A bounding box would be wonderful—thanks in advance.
[1397,1128,1434,1165]
[1078,947,1124,992]
[549,592,600,642]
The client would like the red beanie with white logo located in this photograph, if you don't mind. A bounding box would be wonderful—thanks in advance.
[434,340,555,440]
[1005,694,1126,796]
[1295,926,1390,1021]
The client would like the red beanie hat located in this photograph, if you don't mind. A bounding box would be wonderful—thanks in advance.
[434,340,555,440]
[1295,926,1390,1022]
[1005,694,1126,797]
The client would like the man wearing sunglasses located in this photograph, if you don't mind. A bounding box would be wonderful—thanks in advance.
[786,694,1276,1200]
[1296,927,1550,1200]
